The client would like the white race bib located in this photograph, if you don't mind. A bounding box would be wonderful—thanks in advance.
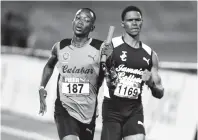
[114,82,141,99]
[62,82,89,96]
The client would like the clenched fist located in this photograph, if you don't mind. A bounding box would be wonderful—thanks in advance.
[142,69,154,87]
[101,41,114,58]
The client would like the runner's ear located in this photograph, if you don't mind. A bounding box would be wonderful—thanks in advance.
[91,25,95,32]
[121,22,124,28]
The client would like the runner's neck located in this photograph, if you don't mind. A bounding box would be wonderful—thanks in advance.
[72,35,90,48]
[123,33,140,49]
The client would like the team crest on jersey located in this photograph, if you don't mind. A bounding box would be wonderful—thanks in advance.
[63,52,70,61]
[120,51,127,61]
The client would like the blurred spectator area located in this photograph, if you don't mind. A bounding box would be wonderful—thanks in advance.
[1,1,197,62]
[1,11,30,48]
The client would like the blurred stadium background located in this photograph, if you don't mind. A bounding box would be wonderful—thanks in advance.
[1,1,197,140]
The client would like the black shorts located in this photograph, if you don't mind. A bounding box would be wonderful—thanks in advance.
[54,102,96,140]
[101,97,145,140]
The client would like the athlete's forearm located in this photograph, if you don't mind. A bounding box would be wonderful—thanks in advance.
[97,63,105,89]
[40,65,54,88]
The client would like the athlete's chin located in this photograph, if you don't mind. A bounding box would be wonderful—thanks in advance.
[127,31,140,37]
[129,33,139,37]
[74,32,85,37]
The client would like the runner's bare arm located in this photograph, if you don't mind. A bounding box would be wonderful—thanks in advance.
[98,63,105,89]
[149,51,164,99]
[40,42,59,88]
[99,42,114,88]
[97,42,108,88]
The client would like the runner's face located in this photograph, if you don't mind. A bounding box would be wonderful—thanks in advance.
[73,10,94,36]
[122,11,143,37]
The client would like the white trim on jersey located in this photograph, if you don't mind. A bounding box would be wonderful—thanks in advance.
[142,43,152,56]
[87,38,93,46]
[112,36,124,48]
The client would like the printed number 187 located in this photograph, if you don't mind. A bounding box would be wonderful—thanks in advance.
[67,84,83,93]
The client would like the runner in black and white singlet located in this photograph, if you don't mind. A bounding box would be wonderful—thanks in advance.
[38,8,106,140]
[101,6,164,140]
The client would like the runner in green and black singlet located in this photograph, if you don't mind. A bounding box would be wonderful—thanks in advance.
[38,8,106,140]
[55,38,103,124]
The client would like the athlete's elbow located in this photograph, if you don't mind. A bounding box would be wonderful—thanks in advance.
[44,63,55,72]
[152,92,163,99]
[152,88,164,99]
[156,92,164,99]
[43,65,54,75]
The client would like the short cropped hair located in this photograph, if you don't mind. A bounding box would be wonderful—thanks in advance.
[121,6,142,21]
[79,8,96,23]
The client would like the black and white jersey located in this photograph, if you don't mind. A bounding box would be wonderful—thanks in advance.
[105,36,153,103]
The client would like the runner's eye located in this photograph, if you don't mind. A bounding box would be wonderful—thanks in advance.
[75,16,91,23]
[75,16,80,20]
[84,18,91,23]
[126,18,142,22]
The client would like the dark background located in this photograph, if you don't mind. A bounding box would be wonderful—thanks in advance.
[1,1,197,63]
[1,1,197,140]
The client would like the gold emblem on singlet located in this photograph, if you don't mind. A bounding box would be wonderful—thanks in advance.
[63,52,70,61]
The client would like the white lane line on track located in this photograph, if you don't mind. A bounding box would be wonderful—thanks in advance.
[1,125,55,140]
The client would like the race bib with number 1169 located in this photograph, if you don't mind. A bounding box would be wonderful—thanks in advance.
[114,83,141,99]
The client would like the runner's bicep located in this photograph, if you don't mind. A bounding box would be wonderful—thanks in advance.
[151,51,162,86]
[46,42,59,68]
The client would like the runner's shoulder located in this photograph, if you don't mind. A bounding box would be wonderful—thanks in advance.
[90,38,103,50]
[51,38,72,53]
[51,42,59,56]
[59,38,72,49]
[141,42,153,56]
[112,36,124,48]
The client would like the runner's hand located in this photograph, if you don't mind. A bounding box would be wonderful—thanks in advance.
[101,41,113,59]
[39,88,47,116]
[142,69,153,87]
[100,41,114,76]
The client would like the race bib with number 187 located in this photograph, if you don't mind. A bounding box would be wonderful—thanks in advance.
[62,82,89,96]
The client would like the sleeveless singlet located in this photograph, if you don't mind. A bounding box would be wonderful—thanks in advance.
[55,38,103,124]
[105,36,153,103]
